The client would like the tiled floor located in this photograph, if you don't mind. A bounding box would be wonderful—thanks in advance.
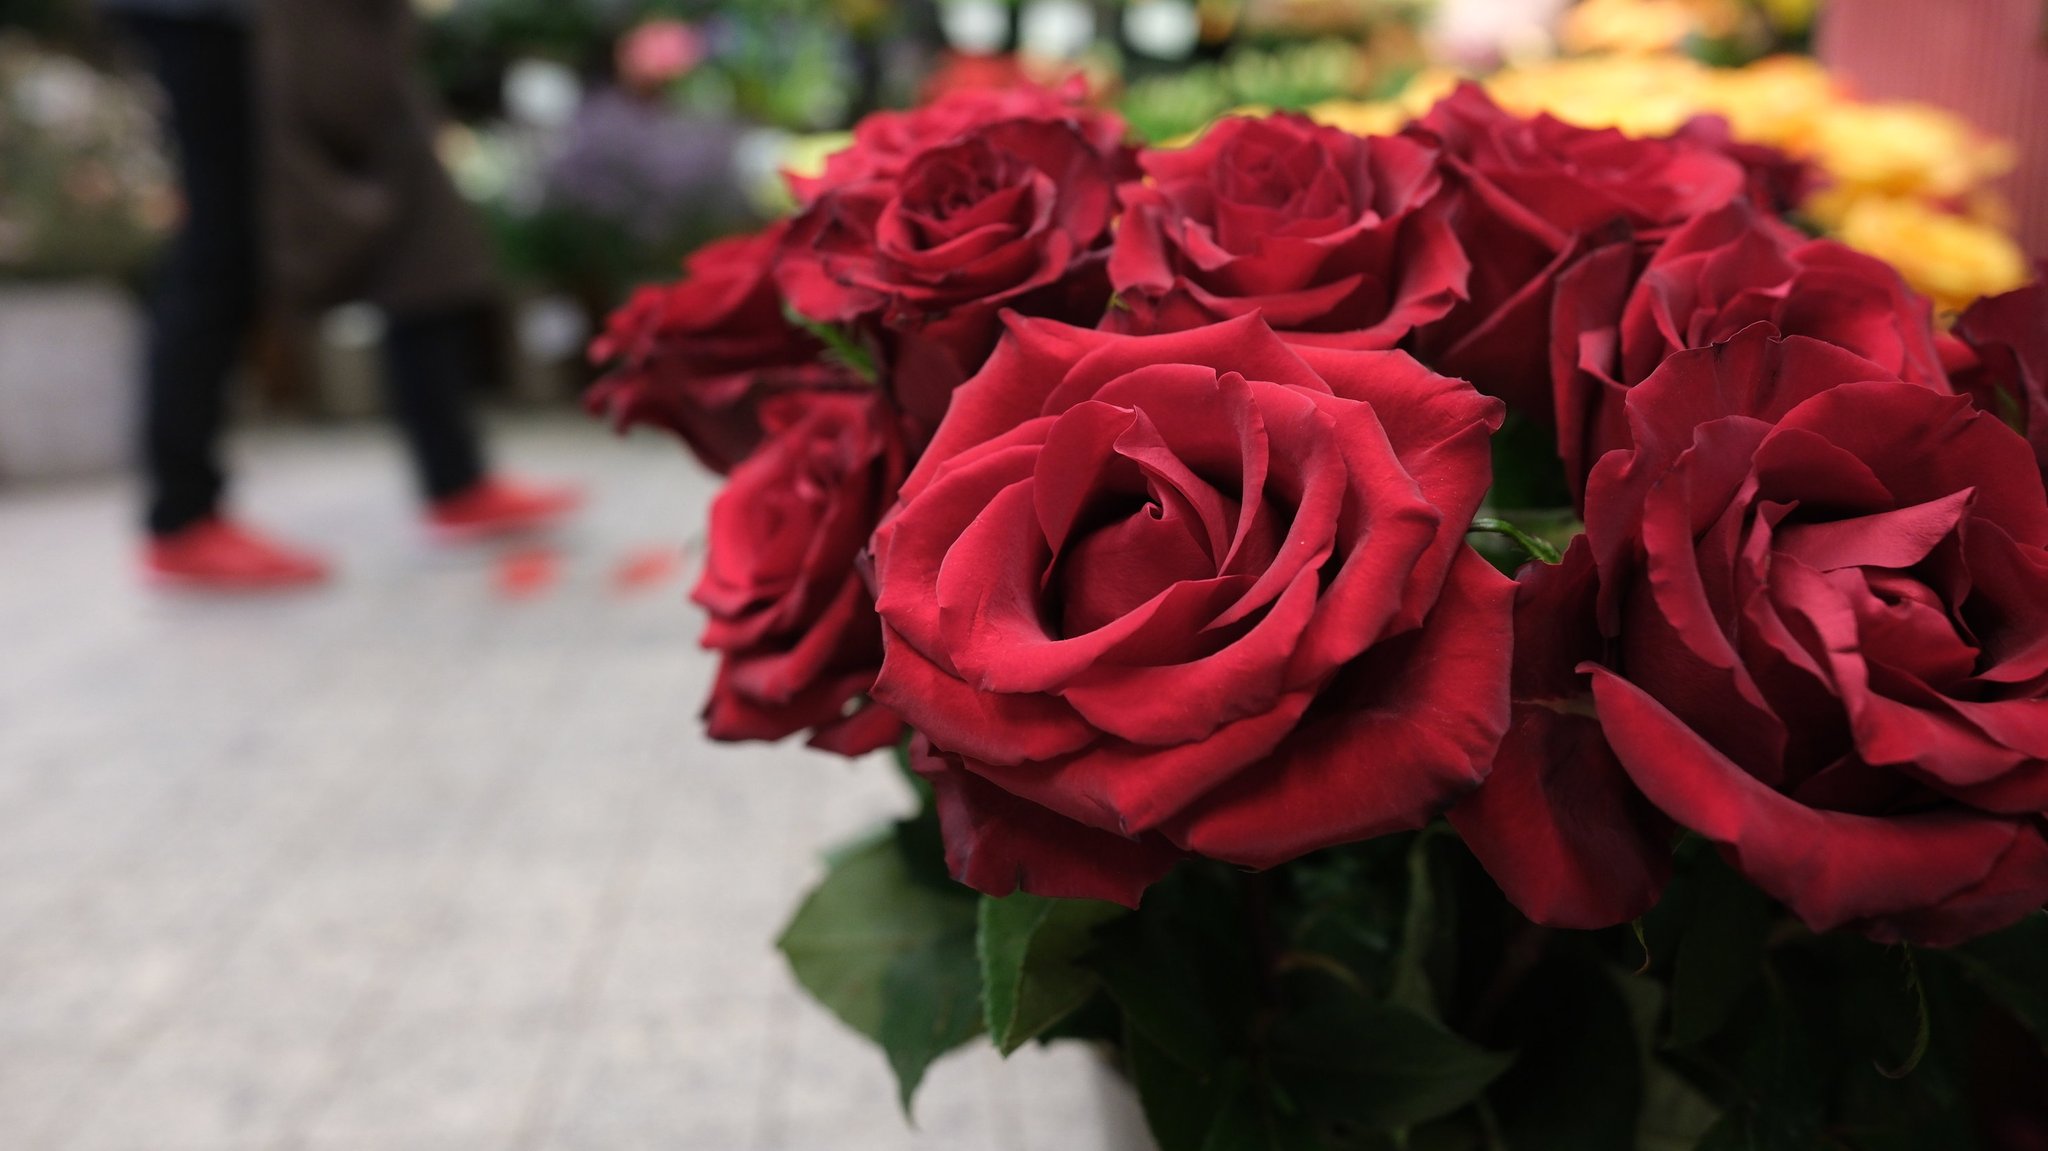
[0,417,1145,1151]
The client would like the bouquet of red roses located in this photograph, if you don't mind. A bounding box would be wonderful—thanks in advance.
[593,80,2048,1149]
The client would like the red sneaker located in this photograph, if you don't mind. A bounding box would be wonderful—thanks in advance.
[427,477,582,544]
[144,519,332,591]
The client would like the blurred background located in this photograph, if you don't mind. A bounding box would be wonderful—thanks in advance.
[0,0,2040,1147]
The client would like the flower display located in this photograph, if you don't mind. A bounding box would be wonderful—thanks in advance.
[598,76,2048,1150]
[0,36,173,279]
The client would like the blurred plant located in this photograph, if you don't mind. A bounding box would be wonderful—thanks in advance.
[1232,0,1436,37]
[542,89,748,253]
[615,17,706,95]
[1558,0,1814,62]
[443,87,754,305]
[422,0,890,130]
[1120,33,1413,142]
[0,35,173,281]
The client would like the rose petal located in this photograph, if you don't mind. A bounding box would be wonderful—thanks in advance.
[1163,549,1514,868]
[1592,666,2048,943]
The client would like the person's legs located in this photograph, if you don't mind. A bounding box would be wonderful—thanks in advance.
[383,308,581,541]
[380,307,489,503]
[121,15,261,538]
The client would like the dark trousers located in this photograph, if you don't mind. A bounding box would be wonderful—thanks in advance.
[121,15,487,536]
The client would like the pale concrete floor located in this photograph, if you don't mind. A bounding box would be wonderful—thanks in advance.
[0,416,1141,1151]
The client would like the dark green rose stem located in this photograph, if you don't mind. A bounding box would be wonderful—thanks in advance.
[1468,518,1563,566]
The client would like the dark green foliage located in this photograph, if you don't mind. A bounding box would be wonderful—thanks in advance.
[776,812,981,1112]
[1482,952,1644,1149]
[788,802,2048,1149]
[979,892,1127,1055]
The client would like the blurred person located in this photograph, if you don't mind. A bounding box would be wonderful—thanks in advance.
[101,0,579,591]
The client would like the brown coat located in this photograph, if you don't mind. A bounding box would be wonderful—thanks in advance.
[255,0,496,314]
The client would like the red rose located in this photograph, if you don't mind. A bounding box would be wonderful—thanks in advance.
[787,81,1126,204]
[1405,84,1748,415]
[1553,200,1948,498]
[1671,116,1819,217]
[588,223,827,474]
[868,314,1513,906]
[1107,114,1467,349]
[779,118,1130,429]
[1459,325,2048,945]
[1447,537,1674,928]
[1951,274,2048,481]
[695,390,907,755]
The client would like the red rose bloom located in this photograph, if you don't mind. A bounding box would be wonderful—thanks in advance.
[1108,114,1467,349]
[1405,84,1748,415]
[1447,536,1674,928]
[588,223,827,474]
[695,390,907,756]
[787,82,1126,204]
[1671,116,1818,217]
[868,314,1513,906]
[1459,325,2048,945]
[1553,200,1949,498]
[779,117,1130,428]
[1951,274,2048,481]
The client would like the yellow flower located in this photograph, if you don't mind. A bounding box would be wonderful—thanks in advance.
[1303,70,1461,138]
[1305,99,1409,138]
[1484,54,1706,137]
[1691,55,1835,150]
[781,131,854,184]
[1156,106,1274,150]
[1559,0,1743,55]
[1831,196,2031,313]
[1395,68,1465,120]
[1809,101,2014,201]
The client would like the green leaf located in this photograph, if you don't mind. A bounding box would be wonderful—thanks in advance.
[780,302,877,383]
[1606,966,1722,1150]
[1270,971,1514,1132]
[1198,1069,1323,1151]
[978,893,1127,1055]
[1667,859,1776,1049]
[1089,866,1254,1076]
[1389,828,1452,1018]
[1948,911,2048,1044]
[1126,1029,1321,1151]
[1126,1019,1232,1151]
[777,831,981,1112]
[879,923,983,1110]
[1693,976,1825,1151]
[1640,1059,1725,1151]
